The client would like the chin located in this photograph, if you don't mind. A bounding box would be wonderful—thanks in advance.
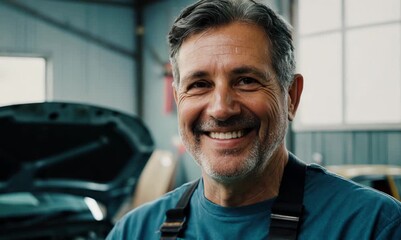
[202,157,259,184]
[207,167,257,184]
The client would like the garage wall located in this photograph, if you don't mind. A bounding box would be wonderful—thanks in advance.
[294,131,401,166]
[0,0,137,114]
[142,0,194,151]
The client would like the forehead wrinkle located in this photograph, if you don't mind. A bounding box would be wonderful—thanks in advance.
[191,43,255,56]
[188,27,258,55]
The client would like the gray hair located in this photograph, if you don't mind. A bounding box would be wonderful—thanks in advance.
[168,0,295,91]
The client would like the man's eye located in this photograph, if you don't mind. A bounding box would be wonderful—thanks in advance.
[238,77,258,85]
[188,81,210,89]
[236,77,262,91]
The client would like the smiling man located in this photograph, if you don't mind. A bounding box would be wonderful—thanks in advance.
[174,21,300,207]
[107,0,401,239]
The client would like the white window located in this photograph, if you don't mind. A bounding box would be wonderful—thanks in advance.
[294,0,401,130]
[0,56,47,107]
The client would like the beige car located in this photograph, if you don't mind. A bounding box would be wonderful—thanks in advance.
[326,165,401,201]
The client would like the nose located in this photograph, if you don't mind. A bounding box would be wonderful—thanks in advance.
[206,84,241,121]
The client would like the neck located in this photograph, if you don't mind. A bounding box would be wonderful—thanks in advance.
[202,147,289,207]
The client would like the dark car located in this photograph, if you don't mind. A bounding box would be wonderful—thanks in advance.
[0,102,154,240]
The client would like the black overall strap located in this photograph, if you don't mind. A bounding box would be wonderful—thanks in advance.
[160,179,199,240]
[160,153,306,240]
[268,153,307,240]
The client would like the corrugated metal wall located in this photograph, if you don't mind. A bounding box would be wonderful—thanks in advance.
[294,131,401,166]
[0,0,137,114]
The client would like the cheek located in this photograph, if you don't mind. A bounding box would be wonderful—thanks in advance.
[263,85,285,109]
[177,95,206,130]
[243,91,285,135]
[247,91,284,119]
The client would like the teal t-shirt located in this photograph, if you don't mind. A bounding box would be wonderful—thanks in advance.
[107,162,401,239]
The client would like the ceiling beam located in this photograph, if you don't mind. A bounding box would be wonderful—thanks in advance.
[0,0,137,59]
[44,0,166,8]
[46,0,134,8]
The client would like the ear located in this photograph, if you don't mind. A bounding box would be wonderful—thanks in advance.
[287,74,304,121]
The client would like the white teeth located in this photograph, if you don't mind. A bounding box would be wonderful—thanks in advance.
[210,131,244,139]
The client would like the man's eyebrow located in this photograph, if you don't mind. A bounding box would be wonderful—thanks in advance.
[180,66,271,83]
[231,66,271,80]
[181,71,209,82]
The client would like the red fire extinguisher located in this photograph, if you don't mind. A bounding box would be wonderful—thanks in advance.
[163,62,174,114]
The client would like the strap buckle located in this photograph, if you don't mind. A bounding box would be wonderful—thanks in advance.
[271,213,300,223]
[269,213,301,240]
[160,180,200,239]
[160,220,185,234]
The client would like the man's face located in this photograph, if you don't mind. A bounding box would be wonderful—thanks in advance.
[174,22,289,183]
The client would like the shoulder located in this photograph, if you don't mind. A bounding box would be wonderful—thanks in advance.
[303,163,401,238]
[106,181,198,240]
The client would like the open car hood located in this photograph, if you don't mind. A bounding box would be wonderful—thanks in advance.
[0,102,154,239]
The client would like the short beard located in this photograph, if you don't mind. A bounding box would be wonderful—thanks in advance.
[182,119,287,185]
[179,106,288,184]
[198,138,262,183]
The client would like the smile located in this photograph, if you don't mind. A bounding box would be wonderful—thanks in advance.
[209,130,244,140]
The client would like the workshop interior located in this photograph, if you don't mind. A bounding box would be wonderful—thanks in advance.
[0,0,400,239]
